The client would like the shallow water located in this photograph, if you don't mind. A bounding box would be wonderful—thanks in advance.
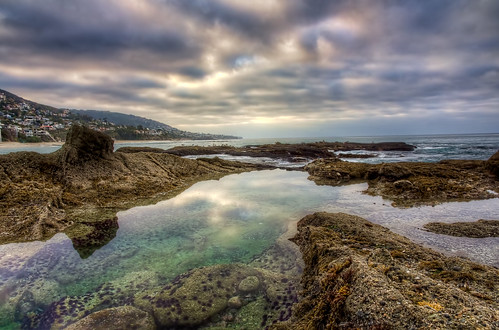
[0,170,498,328]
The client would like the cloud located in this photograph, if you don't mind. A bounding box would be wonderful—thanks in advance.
[0,0,498,137]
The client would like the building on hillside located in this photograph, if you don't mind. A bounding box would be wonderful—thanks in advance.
[6,125,20,139]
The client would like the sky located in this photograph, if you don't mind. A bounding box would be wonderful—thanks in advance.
[0,0,498,138]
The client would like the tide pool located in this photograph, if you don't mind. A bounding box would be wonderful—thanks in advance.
[0,169,497,328]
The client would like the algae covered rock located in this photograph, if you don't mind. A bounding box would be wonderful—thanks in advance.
[135,263,298,329]
[283,212,499,329]
[486,149,499,178]
[238,275,260,292]
[64,306,155,330]
[306,158,498,207]
[423,219,499,238]
[369,162,413,181]
[58,125,114,164]
[135,264,263,328]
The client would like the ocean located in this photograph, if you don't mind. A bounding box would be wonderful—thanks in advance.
[1,133,498,165]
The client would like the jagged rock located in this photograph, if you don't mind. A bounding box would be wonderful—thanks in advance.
[58,125,114,164]
[165,141,415,163]
[306,158,498,207]
[280,212,499,329]
[64,306,156,330]
[368,163,413,181]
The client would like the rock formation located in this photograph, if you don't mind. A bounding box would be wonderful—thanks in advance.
[306,157,499,206]
[0,125,267,244]
[164,141,415,163]
[423,219,499,238]
[276,212,499,329]
[486,149,499,178]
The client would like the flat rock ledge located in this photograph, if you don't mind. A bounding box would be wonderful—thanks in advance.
[305,155,499,206]
[424,220,499,238]
[164,141,415,163]
[272,212,499,329]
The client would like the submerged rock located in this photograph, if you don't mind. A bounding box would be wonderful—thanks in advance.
[135,263,296,329]
[238,275,261,292]
[64,306,155,330]
[279,212,499,329]
[135,264,262,328]
[67,216,120,259]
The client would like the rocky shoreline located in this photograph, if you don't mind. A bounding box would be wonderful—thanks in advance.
[164,141,415,163]
[276,212,499,329]
[0,125,268,245]
[1,127,498,329]
[306,156,499,207]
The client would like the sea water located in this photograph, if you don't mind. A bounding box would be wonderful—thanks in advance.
[0,169,498,328]
[1,133,498,164]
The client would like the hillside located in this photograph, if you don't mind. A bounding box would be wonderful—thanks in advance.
[71,109,175,131]
[0,89,241,142]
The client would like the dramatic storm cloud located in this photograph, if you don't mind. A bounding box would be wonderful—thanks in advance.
[1,0,498,137]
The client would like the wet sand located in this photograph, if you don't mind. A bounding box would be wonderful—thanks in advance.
[0,141,63,149]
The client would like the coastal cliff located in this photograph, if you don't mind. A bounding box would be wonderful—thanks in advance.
[0,125,266,244]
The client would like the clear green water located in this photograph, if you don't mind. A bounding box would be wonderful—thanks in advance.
[0,169,498,329]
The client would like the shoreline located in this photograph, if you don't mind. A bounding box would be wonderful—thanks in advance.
[0,141,64,149]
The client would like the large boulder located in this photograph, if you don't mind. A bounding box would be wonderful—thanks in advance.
[58,125,114,164]
[64,306,155,330]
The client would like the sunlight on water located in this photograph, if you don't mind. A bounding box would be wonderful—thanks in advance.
[0,169,497,328]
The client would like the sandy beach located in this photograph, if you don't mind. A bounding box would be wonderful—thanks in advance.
[0,141,63,149]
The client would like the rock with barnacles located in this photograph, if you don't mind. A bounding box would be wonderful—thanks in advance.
[135,264,262,327]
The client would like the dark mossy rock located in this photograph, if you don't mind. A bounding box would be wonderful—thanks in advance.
[67,216,119,259]
[306,158,498,207]
[64,306,155,330]
[165,141,415,162]
[486,150,499,178]
[368,163,413,181]
[135,264,263,328]
[58,125,114,164]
